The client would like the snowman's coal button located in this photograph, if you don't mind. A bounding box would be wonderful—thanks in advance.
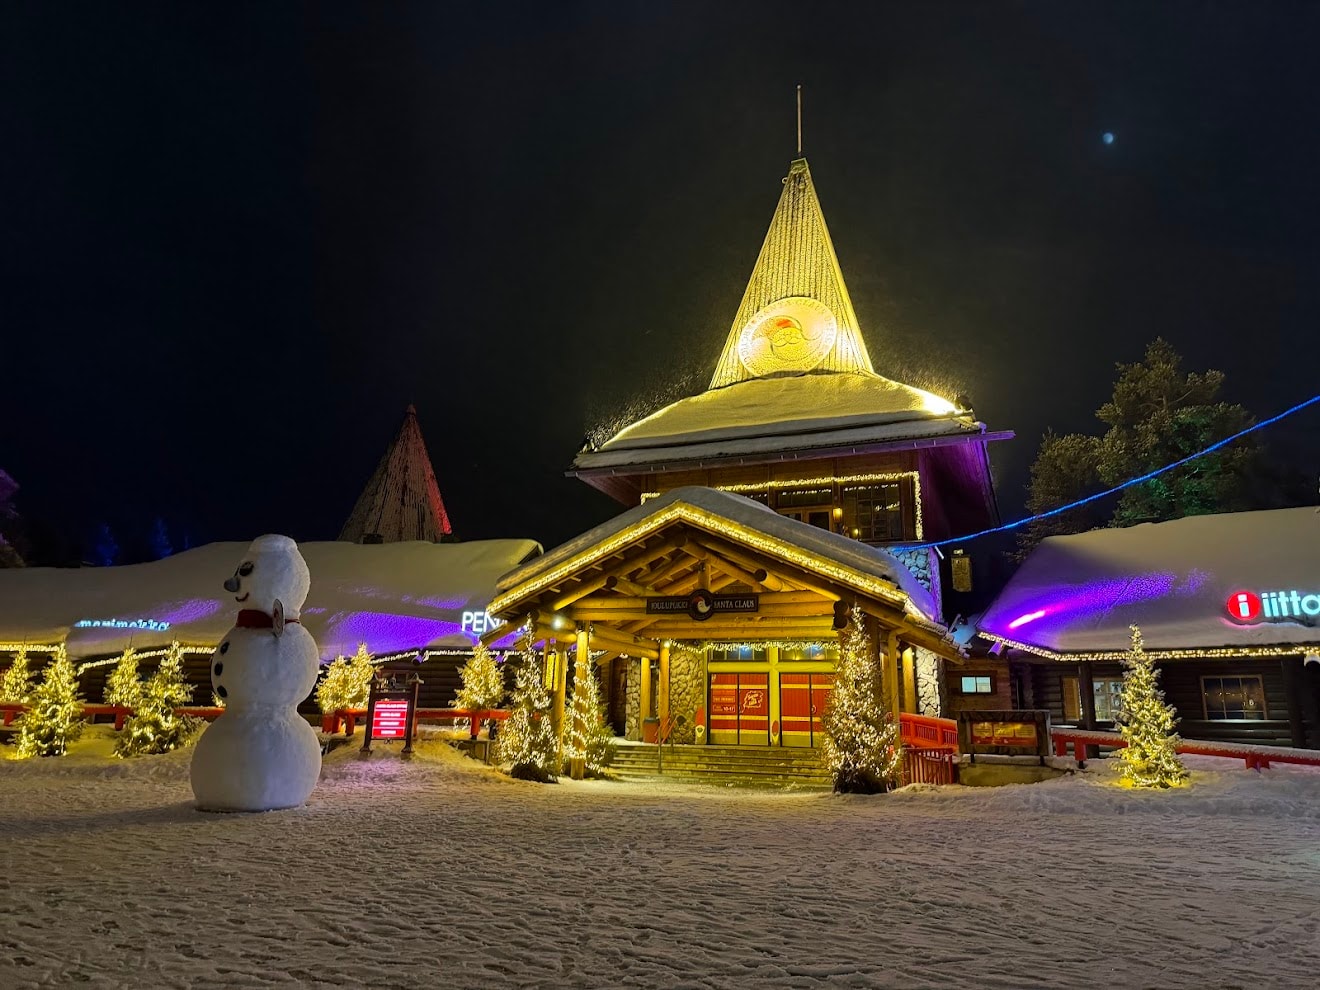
[216,685,228,699]
[213,662,223,676]
[220,641,230,655]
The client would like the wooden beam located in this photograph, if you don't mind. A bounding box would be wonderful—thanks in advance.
[641,552,694,588]
[690,536,802,591]
[687,546,767,592]
[550,575,609,612]
[580,625,661,660]
[605,575,652,597]
[572,596,648,611]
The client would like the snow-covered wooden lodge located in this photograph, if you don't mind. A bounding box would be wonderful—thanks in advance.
[977,508,1320,748]
[487,154,1013,753]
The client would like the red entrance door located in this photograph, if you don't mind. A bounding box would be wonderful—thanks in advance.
[708,673,770,745]
[779,673,834,747]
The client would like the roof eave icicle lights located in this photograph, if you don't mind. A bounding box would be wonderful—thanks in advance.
[709,158,875,390]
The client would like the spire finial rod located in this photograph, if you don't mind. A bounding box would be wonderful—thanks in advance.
[796,84,803,156]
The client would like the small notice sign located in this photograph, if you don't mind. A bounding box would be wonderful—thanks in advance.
[646,590,759,622]
[360,671,422,757]
[371,699,410,740]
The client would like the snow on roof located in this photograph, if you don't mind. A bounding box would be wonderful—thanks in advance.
[978,507,1320,656]
[495,485,940,623]
[0,538,541,660]
[573,372,977,471]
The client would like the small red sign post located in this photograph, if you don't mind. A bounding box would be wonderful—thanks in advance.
[360,671,421,757]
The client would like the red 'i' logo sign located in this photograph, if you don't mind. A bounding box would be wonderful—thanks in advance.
[1226,591,1262,623]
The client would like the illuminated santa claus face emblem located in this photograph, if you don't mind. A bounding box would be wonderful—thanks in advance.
[737,296,838,377]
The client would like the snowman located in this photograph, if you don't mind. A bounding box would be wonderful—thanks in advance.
[190,535,322,812]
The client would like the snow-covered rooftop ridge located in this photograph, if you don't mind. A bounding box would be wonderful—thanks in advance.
[0,538,541,660]
[496,485,938,621]
[978,506,1320,656]
[597,372,965,452]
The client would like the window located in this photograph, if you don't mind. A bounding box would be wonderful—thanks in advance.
[707,645,767,664]
[959,675,993,695]
[1093,677,1124,721]
[1202,676,1267,720]
[843,483,905,542]
[1061,675,1082,723]
[777,488,832,509]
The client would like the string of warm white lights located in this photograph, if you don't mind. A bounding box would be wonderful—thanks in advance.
[896,392,1320,552]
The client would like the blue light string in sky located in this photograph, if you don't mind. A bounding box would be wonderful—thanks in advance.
[897,392,1320,552]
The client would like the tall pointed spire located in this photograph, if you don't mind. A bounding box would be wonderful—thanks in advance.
[708,158,875,389]
[340,405,453,544]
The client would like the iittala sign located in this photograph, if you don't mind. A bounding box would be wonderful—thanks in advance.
[1226,589,1320,624]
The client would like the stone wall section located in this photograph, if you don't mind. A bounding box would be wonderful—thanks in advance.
[624,657,642,740]
[667,645,705,744]
[914,647,944,718]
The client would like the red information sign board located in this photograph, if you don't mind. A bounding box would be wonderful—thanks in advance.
[372,699,410,740]
[360,672,421,757]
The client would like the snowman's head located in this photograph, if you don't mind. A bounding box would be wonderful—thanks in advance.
[222,534,310,617]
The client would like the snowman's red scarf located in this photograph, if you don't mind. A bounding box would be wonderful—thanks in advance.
[235,609,300,629]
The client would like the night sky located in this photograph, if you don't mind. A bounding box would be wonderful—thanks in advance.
[5,2,1320,561]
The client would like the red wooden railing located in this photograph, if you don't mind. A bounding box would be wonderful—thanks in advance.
[2,702,225,729]
[898,712,959,785]
[1051,727,1320,771]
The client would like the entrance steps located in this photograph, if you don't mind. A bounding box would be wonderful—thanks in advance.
[607,742,831,788]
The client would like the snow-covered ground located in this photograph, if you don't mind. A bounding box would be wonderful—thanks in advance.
[3,729,1319,989]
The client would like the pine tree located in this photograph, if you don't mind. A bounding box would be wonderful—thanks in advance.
[454,642,505,737]
[1114,625,1189,788]
[117,641,200,757]
[0,648,33,703]
[821,607,902,794]
[564,657,615,777]
[496,637,558,783]
[16,645,84,758]
[104,646,142,709]
[148,517,174,559]
[315,643,375,714]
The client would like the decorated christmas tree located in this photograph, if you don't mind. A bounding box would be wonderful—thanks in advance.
[821,606,902,793]
[0,648,33,703]
[496,634,558,782]
[16,645,84,758]
[564,656,615,777]
[117,641,200,757]
[454,641,506,738]
[315,642,375,715]
[104,646,142,709]
[1115,625,1189,788]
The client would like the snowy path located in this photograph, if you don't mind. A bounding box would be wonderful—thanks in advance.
[2,733,1320,989]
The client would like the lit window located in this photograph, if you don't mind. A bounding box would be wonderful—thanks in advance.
[1202,676,1267,720]
[959,675,992,694]
[843,483,905,542]
[1093,677,1124,721]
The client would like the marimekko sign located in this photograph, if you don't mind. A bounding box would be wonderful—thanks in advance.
[645,590,759,622]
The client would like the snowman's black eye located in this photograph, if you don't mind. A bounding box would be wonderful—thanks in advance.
[220,641,230,655]
[238,562,254,577]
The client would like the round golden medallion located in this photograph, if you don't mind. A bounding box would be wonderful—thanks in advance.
[737,297,838,377]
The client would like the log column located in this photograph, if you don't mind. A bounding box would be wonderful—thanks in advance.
[658,639,671,737]
[571,626,589,779]
[1078,660,1099,760]
[552,645,567,760]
